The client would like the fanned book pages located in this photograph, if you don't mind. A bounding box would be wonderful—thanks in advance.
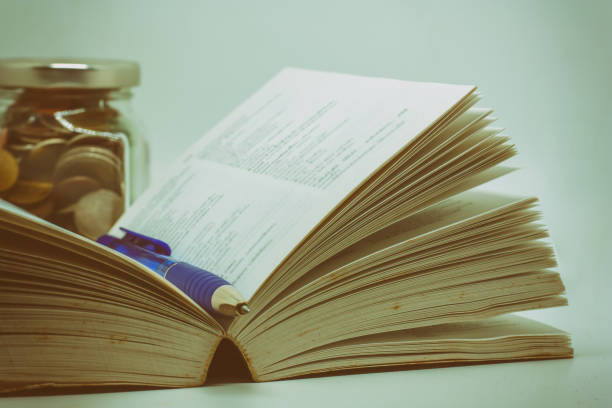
[0,68,572,393]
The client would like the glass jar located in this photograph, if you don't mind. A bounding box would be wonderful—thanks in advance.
[0,58,149,239]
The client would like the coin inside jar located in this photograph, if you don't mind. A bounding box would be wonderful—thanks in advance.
[54,146,122,192]
[6,180,53,205]
[0,149,19,191]
[74,189,123,239]
[0,58,144,239]
[11,122,58,140]
[54,175,101,207]
[21,138,68,180]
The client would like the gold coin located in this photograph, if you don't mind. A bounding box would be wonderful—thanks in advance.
[0,149,19,192]
[54,175,101,207]
[54,146,122,191]
[21,138,68,180]
[5,180,53,205]
[74,189,124,239]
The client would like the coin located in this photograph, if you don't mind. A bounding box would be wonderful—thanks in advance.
[11,122,58,139]
[55,150,121,191]
[2,91,133,239]
[54,175,101,207]
[0,149,19,192]
[21,138,68,180]
[5,180,53,205]
[74,189,123,239]
[54,146,122,191]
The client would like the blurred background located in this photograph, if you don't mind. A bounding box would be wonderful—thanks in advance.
[1,0,610,364]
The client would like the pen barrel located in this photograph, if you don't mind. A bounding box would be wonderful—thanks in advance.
[164,262,229,314]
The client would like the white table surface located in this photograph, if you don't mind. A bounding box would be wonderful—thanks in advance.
[2,354,610,407]
[1,0,610,406]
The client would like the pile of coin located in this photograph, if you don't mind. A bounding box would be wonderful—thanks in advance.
[0,100,126,239]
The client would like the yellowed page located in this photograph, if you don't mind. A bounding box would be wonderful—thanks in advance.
[114,68,475,298]
[0,199,222,331]
[256,315,571,381]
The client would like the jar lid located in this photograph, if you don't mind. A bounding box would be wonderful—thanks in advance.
[0,58,140,89]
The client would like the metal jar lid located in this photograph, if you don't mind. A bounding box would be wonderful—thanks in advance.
[0,58,140,89]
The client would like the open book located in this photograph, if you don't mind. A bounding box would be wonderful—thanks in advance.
[0,68,572,392]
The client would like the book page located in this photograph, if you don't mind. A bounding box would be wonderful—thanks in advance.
[113,68,474,298]
[293,190,530,284]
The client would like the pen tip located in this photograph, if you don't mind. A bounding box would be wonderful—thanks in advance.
[237,304,251,315]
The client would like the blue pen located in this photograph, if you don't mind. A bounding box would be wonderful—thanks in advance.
[97,228,250,317]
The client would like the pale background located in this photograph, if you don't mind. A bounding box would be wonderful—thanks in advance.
[0,0,610,406]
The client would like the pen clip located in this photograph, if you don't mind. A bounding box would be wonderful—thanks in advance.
[118,227,172,256]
